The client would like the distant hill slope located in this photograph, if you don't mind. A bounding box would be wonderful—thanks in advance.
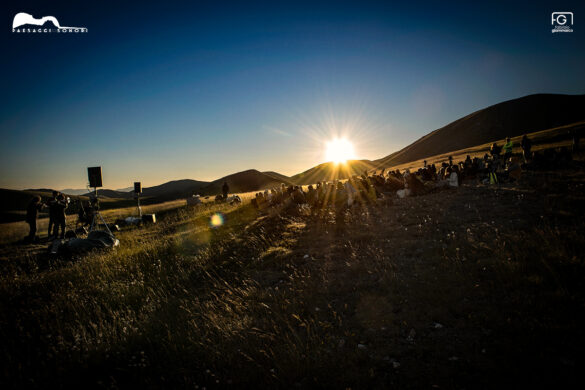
[60,188,90,196]
[80,180,210,200]
[141,179,209,199]
[375,94,585,168]
[384,120,585,174]
[262,171,292,184]
[202,169,294,194]
[87,189,134,199]
[291,160,376,185]
[1,188,56,213]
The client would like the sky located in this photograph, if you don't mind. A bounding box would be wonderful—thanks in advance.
[1,0,584,190]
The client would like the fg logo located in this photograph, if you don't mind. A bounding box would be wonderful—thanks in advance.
[551,12,573,33]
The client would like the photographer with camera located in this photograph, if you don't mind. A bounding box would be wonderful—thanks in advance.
[222,181,229,201]
[46,190,59,238]
[52,194,69,239]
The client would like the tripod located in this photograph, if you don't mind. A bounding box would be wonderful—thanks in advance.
[135,193,143,218]
[88,187,113,236]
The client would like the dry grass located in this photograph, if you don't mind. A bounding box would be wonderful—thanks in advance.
[0,192,259,246]
[1,171,585,388]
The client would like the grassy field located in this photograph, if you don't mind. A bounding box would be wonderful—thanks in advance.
[1,165,584,388]
[0,192,258,247]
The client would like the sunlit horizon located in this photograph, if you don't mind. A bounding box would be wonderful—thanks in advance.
[2,2,584,191]
[325,138,356,164]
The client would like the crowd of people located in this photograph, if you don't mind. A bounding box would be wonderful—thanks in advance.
[25,191,70,242]
[251,134,580,218]
[23,133,581,241]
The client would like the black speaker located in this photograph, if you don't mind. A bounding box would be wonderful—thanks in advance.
[134,182,142,194]
[88,167,103,188]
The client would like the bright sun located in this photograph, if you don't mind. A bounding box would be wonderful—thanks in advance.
[325,138,356,164]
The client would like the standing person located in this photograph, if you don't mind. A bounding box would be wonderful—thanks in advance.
[222,181,229,201]
[47,191,58,238]
[25,196,44,242]
[334,181,348,230]
[503,137,514,161]
[572,129,580,153]
[52,194,68,239]
[490,142,501,160]
[521,134,532,163]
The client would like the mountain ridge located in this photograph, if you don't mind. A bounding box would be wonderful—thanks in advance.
[374,93,585,168]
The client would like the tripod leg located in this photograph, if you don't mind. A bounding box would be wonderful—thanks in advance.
[90,213,96,232]
[97,212,113,236]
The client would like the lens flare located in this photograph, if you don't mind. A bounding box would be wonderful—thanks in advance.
[209,213,224,228]
[325,138,356,164]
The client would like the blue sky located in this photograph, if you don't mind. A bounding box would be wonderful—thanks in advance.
[1,0,584,190]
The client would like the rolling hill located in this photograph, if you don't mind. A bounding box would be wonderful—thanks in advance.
[60,188,91,196]
[140,179,210,199]
[0,188,56,221]
[201,169,294,194]
[80,179,210,201]
[290,160,376,185]
[88,189,134,199]
[4,93,584,222]
[374,93,585,168]
[262,171,292,184]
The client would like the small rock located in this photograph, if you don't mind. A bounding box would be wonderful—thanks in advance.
[357,344,367,350]
[303,254,309,259]
[433,322,444,329]
[392,361,401,369]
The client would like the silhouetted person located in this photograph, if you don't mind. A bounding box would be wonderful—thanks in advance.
[47,190,58,237]
[334,181,348,229]
[572,130,580,153]
[521,134,532,163]
[222,181,229,200]
[490,143,501,158]
[52,194,68,239]
[306,185,317,205]
[26,196,44,242]
[503,137,514,161]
